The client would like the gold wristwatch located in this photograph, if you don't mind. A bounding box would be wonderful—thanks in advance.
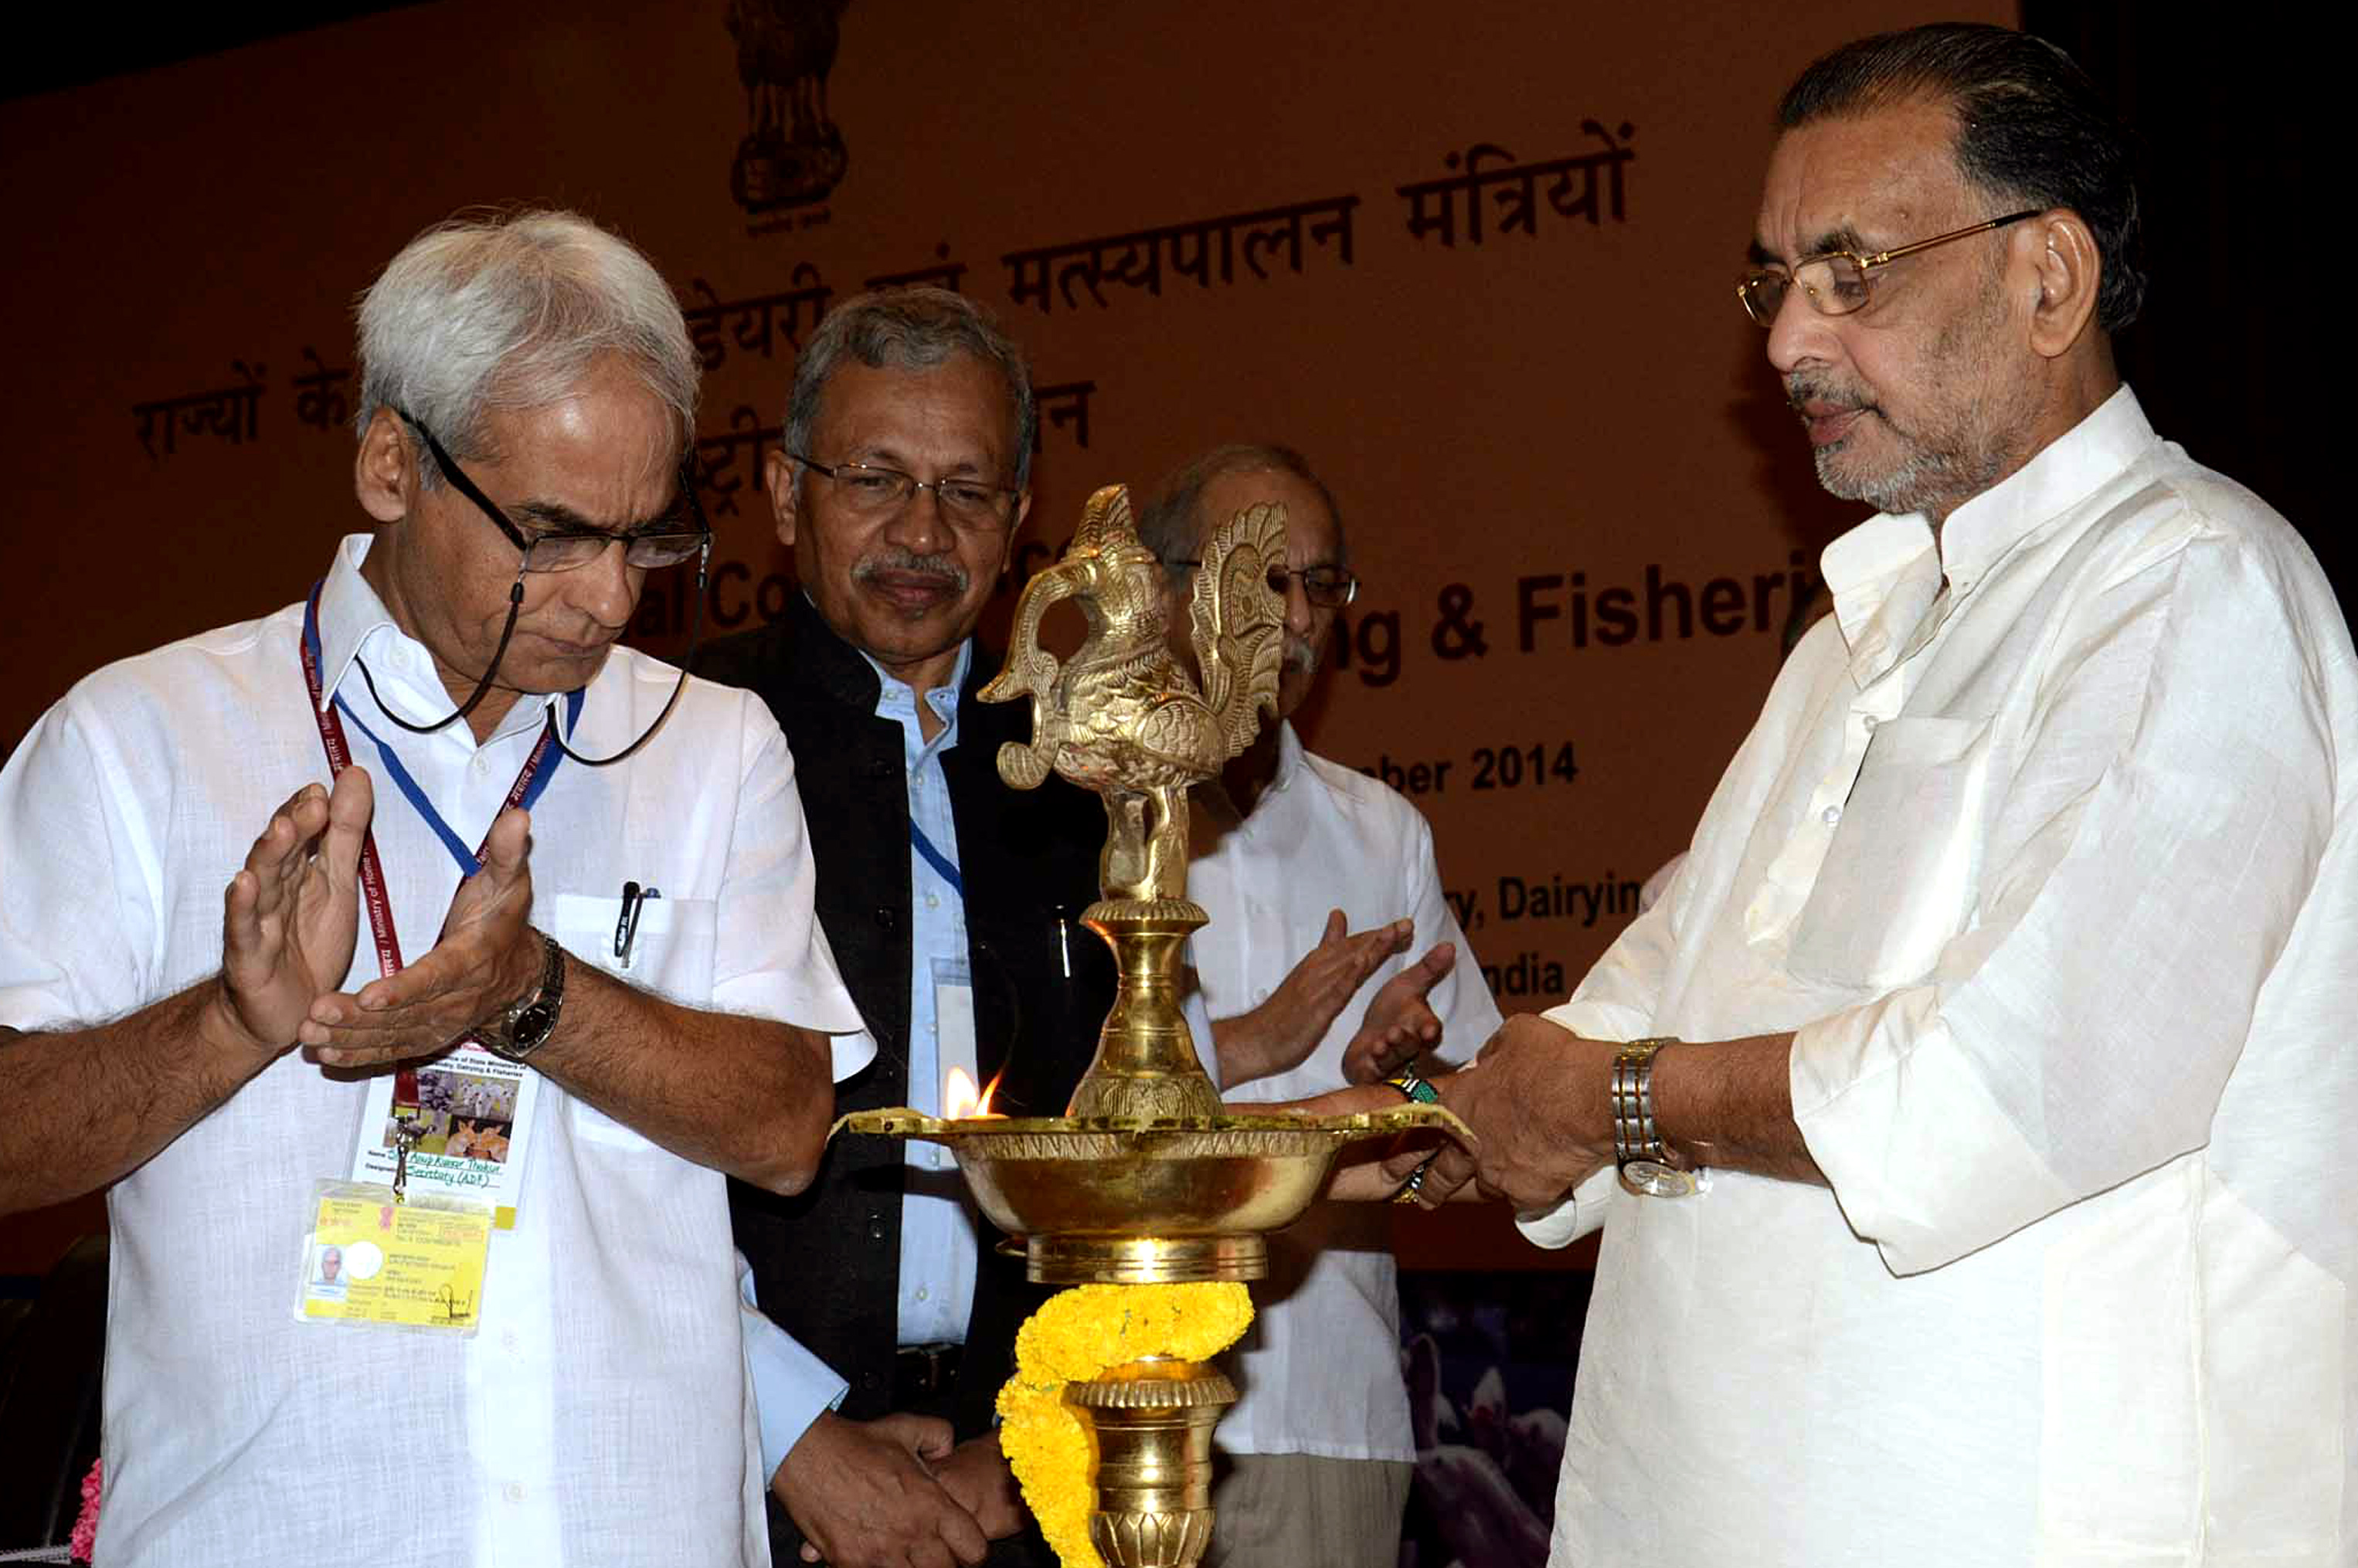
[1611,1038,1697,1197]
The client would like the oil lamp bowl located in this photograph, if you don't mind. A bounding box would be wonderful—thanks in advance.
[835,1105,1466,1284]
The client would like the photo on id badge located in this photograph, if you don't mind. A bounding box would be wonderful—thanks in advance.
[306,1236,384,1302]
[389,1064,517,1164]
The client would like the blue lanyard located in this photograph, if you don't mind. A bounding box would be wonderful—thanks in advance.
[909,820,963,898]
[303,583,584,879]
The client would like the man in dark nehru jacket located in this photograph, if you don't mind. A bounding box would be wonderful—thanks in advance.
[696,288,1106,1568]
[1433,22,2356,1566]
[705,289,1459,1566]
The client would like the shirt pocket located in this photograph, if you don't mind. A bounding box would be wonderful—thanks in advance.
[549,891,719,1149]
[1786,715,1989,989]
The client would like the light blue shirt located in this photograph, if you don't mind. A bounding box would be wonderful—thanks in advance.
[746,641,978,1479]
[871,642,982,1349]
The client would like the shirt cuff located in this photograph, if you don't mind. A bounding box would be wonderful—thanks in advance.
[826,1025,878,1083]
[1790,987,2075,1274]
[740,1258,849,1479]
[1514,1164,1618,1249]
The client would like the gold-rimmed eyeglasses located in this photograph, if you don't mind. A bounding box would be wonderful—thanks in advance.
[1737,209,2043,327]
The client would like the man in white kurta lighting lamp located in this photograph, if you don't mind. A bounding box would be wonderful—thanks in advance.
[0,209,872,1566]
[1138,444,1500,1568]
[1431,22,2356,1566]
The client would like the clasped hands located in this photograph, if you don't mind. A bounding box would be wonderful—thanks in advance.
[773,1412,1022,1568]
[216,767,547,1071]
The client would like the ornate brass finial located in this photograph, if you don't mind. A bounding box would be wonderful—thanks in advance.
[980,484,1286,1122]
[980,484,1286,905]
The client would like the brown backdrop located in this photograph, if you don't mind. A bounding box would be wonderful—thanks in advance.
[0,0,2008,1274]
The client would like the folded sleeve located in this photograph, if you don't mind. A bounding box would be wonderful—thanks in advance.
[0,695,158,1031]
[712,699,876,1081]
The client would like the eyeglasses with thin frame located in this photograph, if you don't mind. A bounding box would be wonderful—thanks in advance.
[407,416,712,572]
[1167,557,1361,610]
[355,410,714,767]
[789,452,1022,530]
[1737,209,2043,327]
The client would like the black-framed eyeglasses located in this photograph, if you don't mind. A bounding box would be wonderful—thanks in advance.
[355,409,714,768]
[1167,557,1360,610]
[1737,209,2043,327]
[408,416,712,572]
[789,452,1021,530]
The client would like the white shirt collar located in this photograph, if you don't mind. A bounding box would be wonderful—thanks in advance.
[1270,718,1306,793]
[1938,383,2158,594]
[1819,385,2158,684]
[314,531,572,746]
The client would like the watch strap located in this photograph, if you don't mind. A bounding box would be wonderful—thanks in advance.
[1611,1037,1697,1197]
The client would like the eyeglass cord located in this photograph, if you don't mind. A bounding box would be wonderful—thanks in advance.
[348,562,708,769]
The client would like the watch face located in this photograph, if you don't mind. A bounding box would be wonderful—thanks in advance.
[1619,1159,1698,1199]
[510,1001,559,1053]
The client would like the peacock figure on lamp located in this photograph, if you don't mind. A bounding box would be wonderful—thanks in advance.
[987,483,1286,908]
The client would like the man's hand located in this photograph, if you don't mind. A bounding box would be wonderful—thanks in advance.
[931,1431,1025,1543]
[1376,1126,1478,1208]
[1341,940,1456,1083]
[771,1410,988,1568]
[217,772,372,1056]
[1443,1016,1614,1210]
[302,805,541,1068]
[1212,911,1414,1087]
[1278,1083,1480,1204]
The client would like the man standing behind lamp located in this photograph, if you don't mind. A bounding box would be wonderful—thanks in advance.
[699,287,1122,1568]
[1138,443,1502,1568]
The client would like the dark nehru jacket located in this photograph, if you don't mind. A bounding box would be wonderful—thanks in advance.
[695,592,1114,1554]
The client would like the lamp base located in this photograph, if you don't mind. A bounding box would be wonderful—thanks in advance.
[1067,1356,1236,1568]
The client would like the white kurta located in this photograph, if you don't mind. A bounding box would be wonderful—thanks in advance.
[1522,389,2354,1565]
[1191,724,1500,1461]
[0,536,873,1567]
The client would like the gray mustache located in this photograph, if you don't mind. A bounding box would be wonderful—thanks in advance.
[855,549,969,591]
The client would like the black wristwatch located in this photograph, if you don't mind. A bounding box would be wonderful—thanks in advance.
[474,931,567,1062]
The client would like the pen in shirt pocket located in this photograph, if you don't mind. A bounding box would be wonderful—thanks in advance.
[614,881,661,969]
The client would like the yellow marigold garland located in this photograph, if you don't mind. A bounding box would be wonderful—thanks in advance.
[996,1281,1255,1568]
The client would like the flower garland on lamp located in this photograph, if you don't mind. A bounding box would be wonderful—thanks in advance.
[996,1283,1254,1568]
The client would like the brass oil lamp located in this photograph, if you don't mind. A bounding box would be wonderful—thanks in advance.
[843,486,1463,1566]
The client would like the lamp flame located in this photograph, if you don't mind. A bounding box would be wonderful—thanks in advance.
[944,1066,1005,1120]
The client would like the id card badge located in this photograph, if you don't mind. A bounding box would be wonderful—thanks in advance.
[926,956,981,1183]
[933,955,977,1115]
[295,1179,491,1336]
[348,1044,539,1229]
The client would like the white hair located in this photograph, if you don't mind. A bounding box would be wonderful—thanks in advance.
[353,209,698,484]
